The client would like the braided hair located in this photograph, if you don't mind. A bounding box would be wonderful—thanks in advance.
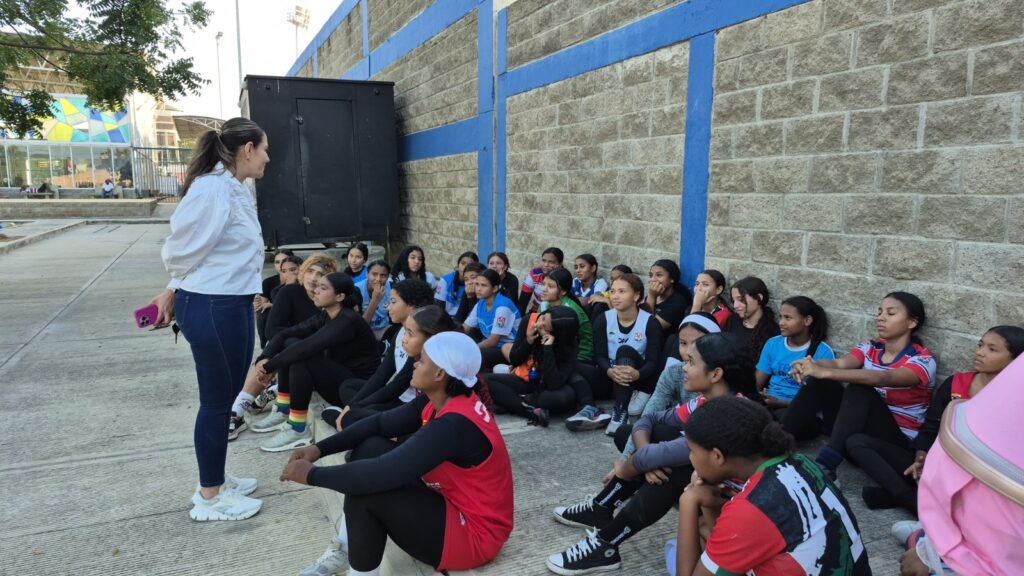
[686,395,795,459]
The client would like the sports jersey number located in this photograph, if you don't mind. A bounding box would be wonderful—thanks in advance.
[821,488,865,558]
[474,400,492,423]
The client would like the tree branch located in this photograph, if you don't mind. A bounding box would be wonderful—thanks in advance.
[0,37,117,56]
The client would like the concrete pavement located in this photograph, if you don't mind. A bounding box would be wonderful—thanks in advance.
[0,222,909,575]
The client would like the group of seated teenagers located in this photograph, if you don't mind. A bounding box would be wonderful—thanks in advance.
[230,240,1023,576]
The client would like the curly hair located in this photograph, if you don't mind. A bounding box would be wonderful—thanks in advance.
[391,279,436,308]
[686,396,795,459]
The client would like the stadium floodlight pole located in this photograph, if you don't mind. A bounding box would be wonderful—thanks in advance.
[235,0,243,90]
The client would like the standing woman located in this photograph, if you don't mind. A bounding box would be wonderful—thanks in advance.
[343,243,370,284]
[391,245,437,289]
[487,251,519,300]
[148,118,269,521]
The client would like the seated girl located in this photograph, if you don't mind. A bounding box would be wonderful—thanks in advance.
[249,273,381,452]
[688,269,731,328]
[539,267,595,363]
[454,261,486,324]
[755,296,835,426]
[642,259,693,334]
[327,279,436,428]
[342,242,369,284]
[356,259,392,339]
[571,253,608,308]
[463,269,522,369]
[724,276,779,362]
[617,312,720,457]
[570,273,663,436]
[546,333,758,575]
[435,251,479,318]
[587,264,632,318]
[229,254,337,438]
[281,332,513,576]
[518,246,564,315]
[791,292,937,486]
[488,306,582,427]
[255,248,295,347]
[391,245,437,289]
[487,251,520,301]
[670,396,870,576]
[852,325,1022,513]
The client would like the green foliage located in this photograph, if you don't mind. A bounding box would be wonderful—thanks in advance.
[0,0,210,136]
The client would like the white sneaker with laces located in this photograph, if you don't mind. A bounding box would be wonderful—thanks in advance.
[259,426,313,452]
[298,545,349,576]
[189,489,262,521]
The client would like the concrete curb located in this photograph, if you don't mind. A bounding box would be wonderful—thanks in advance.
[0,218,171,255]
[0,220,85,255]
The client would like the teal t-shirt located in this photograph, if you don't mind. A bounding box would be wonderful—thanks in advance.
[756,335,835,401]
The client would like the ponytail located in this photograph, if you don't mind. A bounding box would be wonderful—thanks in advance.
[446,375,495,412]
[182,118,265,196]
[693,332,759,402]
[781,296,829,357]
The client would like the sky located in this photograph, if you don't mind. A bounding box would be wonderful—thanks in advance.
[170,0,340,119]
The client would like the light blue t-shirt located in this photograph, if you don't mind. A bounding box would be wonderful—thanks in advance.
[356,279,391,332]
[756,335,835,401]
[465,292,521,345]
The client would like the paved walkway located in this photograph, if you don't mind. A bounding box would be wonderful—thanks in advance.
[0,223,908,575]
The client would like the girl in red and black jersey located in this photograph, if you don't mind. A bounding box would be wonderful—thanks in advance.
[689,269,732,328]
[851,325,1023,513]
[281,331,513,576]
[545,333,758,575]
[791,292,937,487]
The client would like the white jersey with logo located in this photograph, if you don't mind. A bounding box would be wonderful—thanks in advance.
[603,309,653,361]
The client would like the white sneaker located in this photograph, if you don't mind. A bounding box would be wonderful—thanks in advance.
[492,364,511,374]
[628,391,652,417]
[298,545,349,576]
[259,426,313,452]
[891,520,921,547]
[189,489,262,521]
[250,410,287,433]
[225,472,257,496]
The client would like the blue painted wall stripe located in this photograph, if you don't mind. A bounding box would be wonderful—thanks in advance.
[370,0,478,77]
[680,32,716,288]
[502,0,807,96]
[287,0,361,76]
[397,117,480,163]
[476,1,495,253]
[494,8,508,252]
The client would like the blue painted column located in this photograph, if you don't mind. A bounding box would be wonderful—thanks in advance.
[679,32,716,288]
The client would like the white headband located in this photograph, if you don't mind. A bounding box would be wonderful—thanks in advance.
[679,313,721,335]
[422,331,481,388]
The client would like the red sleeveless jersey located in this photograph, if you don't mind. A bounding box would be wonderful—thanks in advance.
[420,394,514,571]
[950,371,975,400]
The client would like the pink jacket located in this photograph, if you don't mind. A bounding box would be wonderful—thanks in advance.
[918,355,1024,575]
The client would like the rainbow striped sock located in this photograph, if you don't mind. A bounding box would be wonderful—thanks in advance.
[287,409,307,432]
[275,392,290,415]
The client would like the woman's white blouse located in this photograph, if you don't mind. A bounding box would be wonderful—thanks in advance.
[161,163,264,295]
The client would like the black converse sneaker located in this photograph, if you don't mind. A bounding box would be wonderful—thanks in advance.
[553,494,613,529]
[546,528,621,575]
[250,387,277,414]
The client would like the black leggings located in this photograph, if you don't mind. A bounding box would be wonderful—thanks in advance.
[487,373,576,417]
[343,435,446,571]
[256,311,270,348]
[780,377,844,441]
[846,432,918,512]
[480,346,507,371]
[597,424,693,547]
[278,356,351,413]
[610,347,656,408]
[574,361,612,404]
[829,384,910,458]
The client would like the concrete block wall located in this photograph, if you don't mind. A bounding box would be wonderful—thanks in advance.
[368,0,431,50]
[371,12,478,136]
[317,8,364,79]
[399,153,479,274]
[506,43,688,274]
[706,0,1024,371]
[506,0,680,68]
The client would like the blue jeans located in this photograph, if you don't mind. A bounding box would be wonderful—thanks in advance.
[175,290,255,487]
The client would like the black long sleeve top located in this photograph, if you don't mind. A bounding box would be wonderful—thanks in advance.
[911,375,956,453]
[265,283,320,341]
[261,274,281,300]
[591,311,664,383]
[258,307,380,377]
[349,331,416,406]
[506,325,574,390]
[306,394,492,495]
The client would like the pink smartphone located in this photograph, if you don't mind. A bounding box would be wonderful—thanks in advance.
[134,304,159,328]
